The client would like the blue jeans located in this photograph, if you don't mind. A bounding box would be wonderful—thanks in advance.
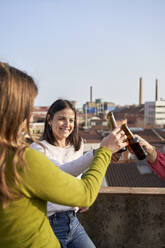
[49,211,96,248]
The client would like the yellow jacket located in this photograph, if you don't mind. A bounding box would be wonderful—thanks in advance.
[0,147,112,247]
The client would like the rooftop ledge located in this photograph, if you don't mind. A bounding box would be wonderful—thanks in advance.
[78,186,165,247]
[100,186,165,194]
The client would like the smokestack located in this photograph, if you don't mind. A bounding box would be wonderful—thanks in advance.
[90,86,93,102]
[155,79,158,101]
[139,77,143,105]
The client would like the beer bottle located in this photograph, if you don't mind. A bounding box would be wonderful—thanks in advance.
[107,112,127,153]
[121,123,147,160]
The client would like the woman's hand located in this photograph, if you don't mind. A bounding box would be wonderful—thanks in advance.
[78,207,89,213]
[136,135,157,163]
[100,127,128,153]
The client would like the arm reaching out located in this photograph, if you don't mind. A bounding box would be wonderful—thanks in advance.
[135,135,165,180]
[136,135,157,163]
[31,128,127,177]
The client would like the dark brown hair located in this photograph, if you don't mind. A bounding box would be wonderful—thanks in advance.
[42,99,82,151]
[0,62,38,208]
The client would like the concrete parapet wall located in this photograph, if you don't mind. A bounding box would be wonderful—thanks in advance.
[77,187,165,248]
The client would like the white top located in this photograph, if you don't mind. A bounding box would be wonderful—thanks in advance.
[31,140,94,216]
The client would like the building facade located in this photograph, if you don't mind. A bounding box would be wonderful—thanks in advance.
[83,99,115,114]
[145,100,165,126]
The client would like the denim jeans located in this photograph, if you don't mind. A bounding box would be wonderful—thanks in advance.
[49,211,96,248]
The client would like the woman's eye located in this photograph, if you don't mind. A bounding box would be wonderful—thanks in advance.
[58,117,65,121]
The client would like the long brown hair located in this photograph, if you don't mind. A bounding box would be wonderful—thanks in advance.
[0,62,38,208]
[42,99,82,151]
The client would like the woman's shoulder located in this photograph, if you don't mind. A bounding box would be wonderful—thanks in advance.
[25,146,59,167]
[23,147,61,178]
[25,146,45,160]
[31,140,50,151]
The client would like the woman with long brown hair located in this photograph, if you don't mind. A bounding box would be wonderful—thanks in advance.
[31,99,96,248]
[0,62,127,248]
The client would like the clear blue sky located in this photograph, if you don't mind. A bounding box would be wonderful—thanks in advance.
[1,0,165,107]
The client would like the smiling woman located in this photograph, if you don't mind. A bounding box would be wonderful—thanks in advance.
[31,99,97,248]
[48,107,75,147]
[41,99,82,151]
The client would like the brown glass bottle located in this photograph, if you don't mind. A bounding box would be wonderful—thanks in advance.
[107,112,127,153]
[121,123,147,160]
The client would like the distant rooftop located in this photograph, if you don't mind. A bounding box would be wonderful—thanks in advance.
[106,160,165,188]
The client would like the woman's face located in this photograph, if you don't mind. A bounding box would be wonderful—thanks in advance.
[49,108,75,141]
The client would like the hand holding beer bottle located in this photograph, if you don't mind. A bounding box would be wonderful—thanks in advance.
[107,112,127,153]
[121,123,147,160]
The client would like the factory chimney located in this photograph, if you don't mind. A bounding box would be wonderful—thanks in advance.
[155,79,158,101]
[90,86,93,102]
[139,77,143,105]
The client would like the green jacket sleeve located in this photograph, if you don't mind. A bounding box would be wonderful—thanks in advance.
[18,146,112,208]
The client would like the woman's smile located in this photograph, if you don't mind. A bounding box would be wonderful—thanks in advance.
[49,108,75,145]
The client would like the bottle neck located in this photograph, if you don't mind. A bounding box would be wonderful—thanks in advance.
[107,112,117,130]
[121,124,134,140]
